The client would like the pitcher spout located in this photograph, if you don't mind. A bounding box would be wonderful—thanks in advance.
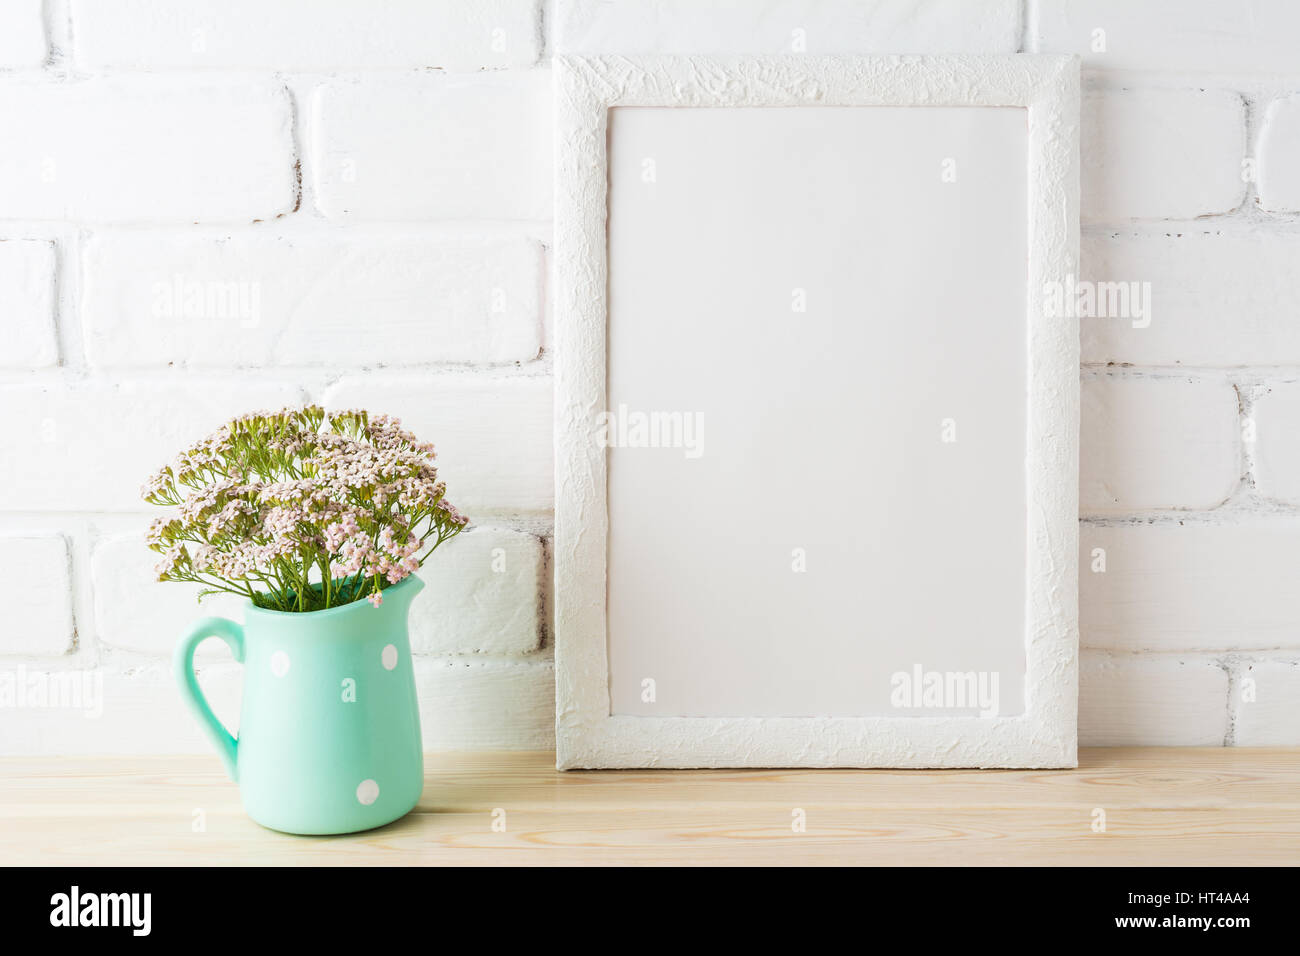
[381,572,424,610]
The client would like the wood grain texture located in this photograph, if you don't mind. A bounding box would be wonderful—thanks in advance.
[1,748,1296,865]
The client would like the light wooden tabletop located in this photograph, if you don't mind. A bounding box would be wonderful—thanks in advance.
[2,748,1297,865]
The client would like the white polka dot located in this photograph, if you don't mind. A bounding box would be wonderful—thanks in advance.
[356,779,380,805]
[381,644,398,671]
[270,651,290,677]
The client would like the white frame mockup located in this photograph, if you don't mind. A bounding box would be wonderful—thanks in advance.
[553,54,1080,769]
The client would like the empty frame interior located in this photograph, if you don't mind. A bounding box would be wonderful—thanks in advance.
[605,105,1030,718]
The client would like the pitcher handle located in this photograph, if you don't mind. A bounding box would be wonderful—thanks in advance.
[173,617,244,781]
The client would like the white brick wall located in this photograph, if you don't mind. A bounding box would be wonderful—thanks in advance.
[1080,377,1240,514]
[1081,233,1300,367]
[0,240,58,368]
[0,382,304,511]
[0,535,73,656]
[409,527,544,656]
[0,0,45,68]
[91,531,247,658]
[2,0,1298,755]
[1258,96,1300,214]
[0,79,296,223]
[1081,90,1245,223]
[1254,383,1300,503]
[321,375,553,516]
[70,0,542,72]
[1033,0,1300,747]
[90,524,543,658]
[311,75,552,222]
[1080,654,1229,746]
[81,232,544,367]
[1234,660,1300,746]
[1029,0,1300,74]
[554,0,1023,54]
[1080,522,1300,651]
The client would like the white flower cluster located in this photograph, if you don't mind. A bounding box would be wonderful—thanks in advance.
[143,406,468,612]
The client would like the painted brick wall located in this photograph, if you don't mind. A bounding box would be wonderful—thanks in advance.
[2,0,1296,754]
[1030,0,1300,747]
[0,0,555,755]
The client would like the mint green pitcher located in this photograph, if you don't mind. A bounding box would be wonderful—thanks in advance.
[174,574,425,835]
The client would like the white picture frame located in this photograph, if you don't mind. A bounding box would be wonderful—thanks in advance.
[553,54,1080,769]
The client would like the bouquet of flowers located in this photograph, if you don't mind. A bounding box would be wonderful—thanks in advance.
[142,405,468,612]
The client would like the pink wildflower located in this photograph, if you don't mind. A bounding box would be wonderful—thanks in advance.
[142,404,467,612]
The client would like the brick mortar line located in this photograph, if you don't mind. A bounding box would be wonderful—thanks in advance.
[1078,501,1300,525]
[1082,219,1300,234]
[1082,70,1300,93]
[0,361,554,382]
[1083,647,1300,659]
[0,66,553,83]
[1081,366,1300,383]
[1223,659,1240,746]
